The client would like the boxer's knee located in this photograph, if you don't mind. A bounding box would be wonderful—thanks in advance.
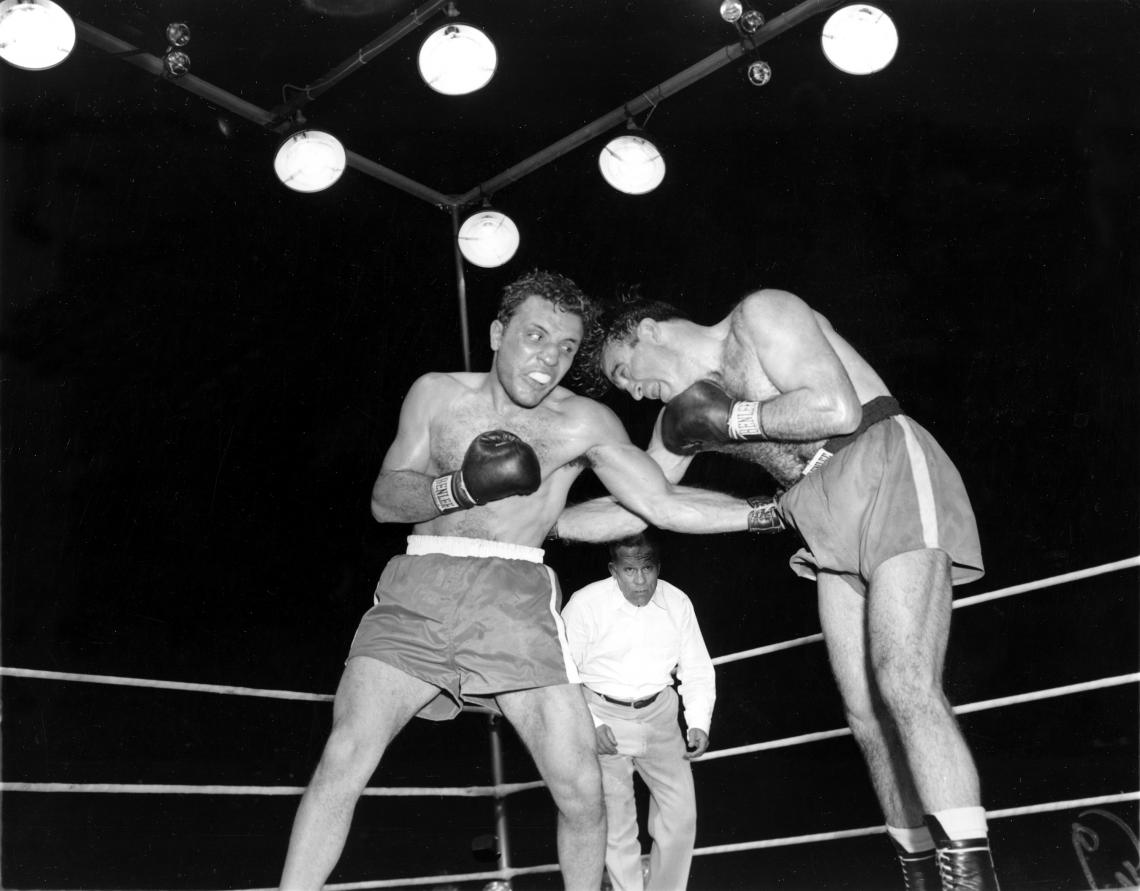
[873,654,948,728]
[549,756,605,825]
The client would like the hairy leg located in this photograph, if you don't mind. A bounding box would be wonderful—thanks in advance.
[278,657,437,891]
[867,548,981,812]
[498,684,606,891]
[818,574,924,827]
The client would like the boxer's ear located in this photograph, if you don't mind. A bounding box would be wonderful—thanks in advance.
[636,317,662,343]
[490,319,503,350]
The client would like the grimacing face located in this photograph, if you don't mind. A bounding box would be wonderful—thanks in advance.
[602,328,686,403]
[609,547,660,607]
[491,295,583,407]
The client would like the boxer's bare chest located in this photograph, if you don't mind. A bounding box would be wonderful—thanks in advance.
[429,393,578,474]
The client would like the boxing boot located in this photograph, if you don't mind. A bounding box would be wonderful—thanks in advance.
[890,839,940,891]
[925,815,1001,891]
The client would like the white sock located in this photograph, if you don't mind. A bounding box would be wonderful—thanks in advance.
[931,806,989,841]
[887,824,935,853]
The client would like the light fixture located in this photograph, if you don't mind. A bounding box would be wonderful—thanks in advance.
[598,128,666,196]
[163,49,190,78]
[746,60,772,87]
[739,9,765,33]
[165,21,190,48]
[719,0,744,24]
[0,0,75,70]
[457,208,519,268]
[417,20,496,96]
[160,22,191,79]
[821,4,898,75]
[720,0,763,34]
[273,130,346,193]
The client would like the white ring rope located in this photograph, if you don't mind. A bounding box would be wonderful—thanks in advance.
[2,557,1133,697]
[0,780,548,797]
[710,555,1139,666]
[229,792,1140,891]
[698,672,1139,762]
[0,667,334,702]
[2,557,1136,891]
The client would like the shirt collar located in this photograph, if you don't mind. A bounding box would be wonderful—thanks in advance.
[610,579,667,612]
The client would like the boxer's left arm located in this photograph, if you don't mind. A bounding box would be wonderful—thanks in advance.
[728,290,861,442]
[659,291,863,457]
[553,400,758,542]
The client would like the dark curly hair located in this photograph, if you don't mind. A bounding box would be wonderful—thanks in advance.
[497,270,603,394]
[575,287,690,398]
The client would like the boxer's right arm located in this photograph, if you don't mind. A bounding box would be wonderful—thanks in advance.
[372,376,541,522]
[370,374,443,524]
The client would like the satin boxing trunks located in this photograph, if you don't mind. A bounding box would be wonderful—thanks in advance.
[347,535,580,720]
[778,400,985,597]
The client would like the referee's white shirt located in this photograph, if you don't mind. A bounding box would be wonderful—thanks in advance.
[561,577,716,734]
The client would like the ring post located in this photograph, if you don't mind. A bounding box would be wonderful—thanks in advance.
[488,714,514,883]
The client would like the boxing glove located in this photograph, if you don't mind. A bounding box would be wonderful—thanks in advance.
[431,430,542,514]
[747,495,785,533]
[660,380,767,455]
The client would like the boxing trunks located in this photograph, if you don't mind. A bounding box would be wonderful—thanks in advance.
[778,400,985,596]
[347,535,579,720]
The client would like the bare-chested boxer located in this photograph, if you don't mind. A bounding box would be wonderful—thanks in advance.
[278,272,775,891]
[579,288,998,891]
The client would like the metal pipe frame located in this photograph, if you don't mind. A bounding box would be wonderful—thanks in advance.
[268,0,452,122]
[74,0,842,417]
[455,0,842,206]
[74,19,456,209]
[76,0,840,210]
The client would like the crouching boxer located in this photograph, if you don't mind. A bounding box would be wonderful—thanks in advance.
[279,271,779,891]
[580,287,998,891]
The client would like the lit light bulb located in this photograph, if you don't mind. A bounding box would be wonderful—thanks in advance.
[418,22,497,95]
[0,0,76,70]
[598,134,666,196]
[719,0,744,24]
[274,130,347,193]
[821,4,898,75]
[458,210,519,268]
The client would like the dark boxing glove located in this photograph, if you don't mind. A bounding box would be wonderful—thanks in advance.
[431,430,542,514]
[747,494,785,533]
[661,380,767,455]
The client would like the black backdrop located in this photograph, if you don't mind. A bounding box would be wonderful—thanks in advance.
[2,1,1137,888]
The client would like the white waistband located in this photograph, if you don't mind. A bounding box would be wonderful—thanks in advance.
[406,535,545,564]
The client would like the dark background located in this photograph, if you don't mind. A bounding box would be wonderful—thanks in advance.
[2,1,1137,889]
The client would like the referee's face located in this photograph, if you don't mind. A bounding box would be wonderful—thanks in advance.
[609,548,661,608]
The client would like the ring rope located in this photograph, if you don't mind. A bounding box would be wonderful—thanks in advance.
[0,780,548,797]
[5,674,1134,794]
[3,557,1133,696]
[711,555,1138,666]
[225,792,1140,891]
[0,667,334,702]
[689,791,1140,858]
[3,559,1135,891]
[698,672,1139,762]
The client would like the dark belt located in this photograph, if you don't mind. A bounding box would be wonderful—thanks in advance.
[802,395,902,476]
[594,689,661,709]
